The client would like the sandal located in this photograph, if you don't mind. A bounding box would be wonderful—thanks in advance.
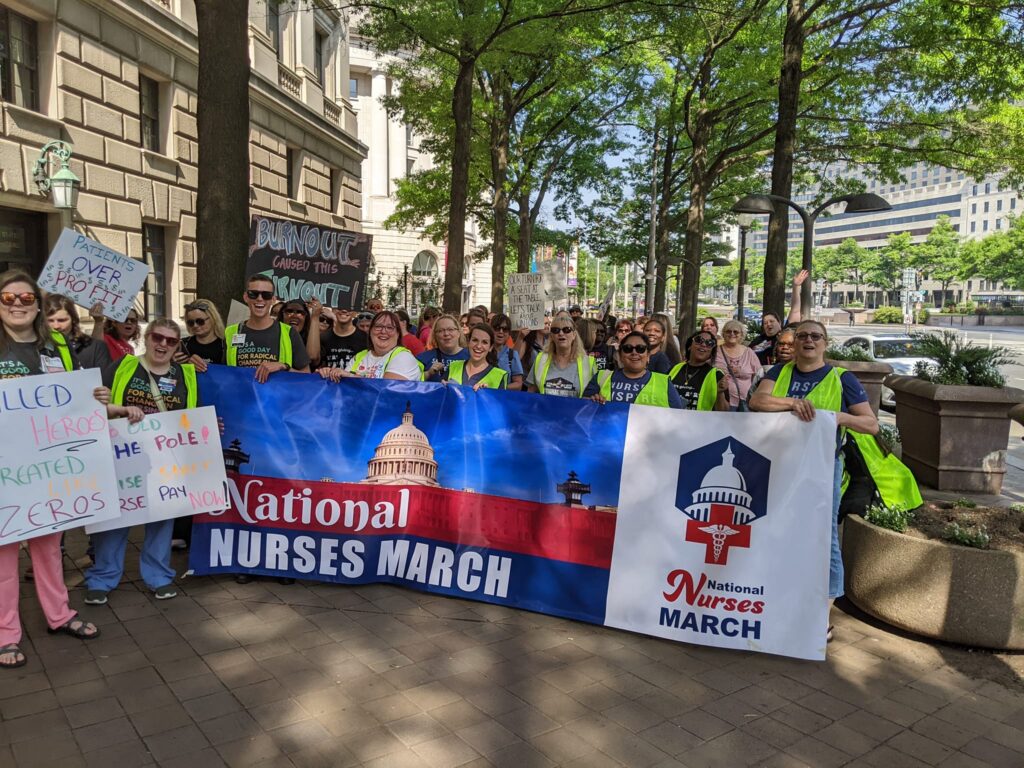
[826,625,834,642]
[47,617,100,640]
[0,644,26,669]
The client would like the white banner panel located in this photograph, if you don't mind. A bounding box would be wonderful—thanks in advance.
[606,409,835,660]
[87,406,227,533]
[0,369,121,544]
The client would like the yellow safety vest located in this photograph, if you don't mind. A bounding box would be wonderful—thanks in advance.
[530,352,594,397]
[49,331,74,372]
[596,370,672,407]
[110,355,198,409]
[225,322,292,367]
[350,346,411,378]
[668,362,719,411]
[447,360,508,389]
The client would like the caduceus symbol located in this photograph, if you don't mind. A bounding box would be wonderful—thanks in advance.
[699,524,739,563]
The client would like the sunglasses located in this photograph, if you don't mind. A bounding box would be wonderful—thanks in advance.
[148,331,180,346]
[620,343,649,354]
[724,330,742,336]
[796,331,826,342]
[246,290,274,300]
[694,337,715,347]
[0,291,37,307]
[283,307,305,315]
[493,326,510,332]
[552,326,575,335]
[184,301,209,312]
[185,317,207,328]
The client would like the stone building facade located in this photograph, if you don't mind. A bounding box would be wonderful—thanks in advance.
[0,0,365,320]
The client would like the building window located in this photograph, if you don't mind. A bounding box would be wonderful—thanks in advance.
[286,147,301,200]
[314,29,327,84]
[983,220,989,232]
[970,222,976,233]
[349,78,358,99]
[971,203,977,215]
[330,167,342,214]
[139,75,160,152]
[412,251,438,279]
[984,201,989,213]
[1012,198,1017,210]
[142,225,166,319]
[997,199,1003,212]
[267,0,281,57]
[985,183,991,194]
[997,218,1003,230]
[0,8,38,111]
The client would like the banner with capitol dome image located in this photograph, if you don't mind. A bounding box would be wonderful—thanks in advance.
[190,367,834,660]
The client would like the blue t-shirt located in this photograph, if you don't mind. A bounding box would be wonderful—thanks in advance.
[584,370,684,408]
[495,346,524,380]
[647,351,672,374]
[417,348,469,381]
[763,363,867,413]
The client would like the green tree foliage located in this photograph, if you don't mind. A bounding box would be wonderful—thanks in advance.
[866,232,913,304]
[911,215,964,305]
[962,214,1024,289]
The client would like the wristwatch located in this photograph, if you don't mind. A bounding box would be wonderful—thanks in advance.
[280,362,291,371]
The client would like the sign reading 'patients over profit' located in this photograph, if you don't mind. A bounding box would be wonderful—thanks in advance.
[38,229,150,321]
[507,273,546,330]
[0,369,120,546]
[87,406,228,534]
[247,215,371,310]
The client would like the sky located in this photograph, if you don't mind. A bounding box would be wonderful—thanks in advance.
[204,366,626,507]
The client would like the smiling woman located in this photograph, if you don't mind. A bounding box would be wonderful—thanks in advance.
[321,310,420,381]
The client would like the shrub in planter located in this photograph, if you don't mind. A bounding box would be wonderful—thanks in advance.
[915,308,929,324]
[825,343,892,414]
[912,331,1011,388]
[871,306,904,323]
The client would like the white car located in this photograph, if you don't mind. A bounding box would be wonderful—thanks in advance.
[842,335,936,409]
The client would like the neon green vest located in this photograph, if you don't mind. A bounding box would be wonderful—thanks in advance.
[668,362,719,411]
[225,322,292,367]
[531,352,594,397]
[110,355,198,409]
[49,331,73,372]
[447,360,508,389]
[771,362,921,510]
[596,370,671,407]
[350,346,410,378]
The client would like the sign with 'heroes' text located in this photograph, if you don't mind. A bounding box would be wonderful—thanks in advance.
[0,369,120,545]
[38,229,149,321]
[247,215,370,310]
[87,406,228,534]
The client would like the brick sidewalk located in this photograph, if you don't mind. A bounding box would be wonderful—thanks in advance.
[2,533,1022,768]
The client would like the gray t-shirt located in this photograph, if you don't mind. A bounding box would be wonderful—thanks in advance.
[229,322,310,370]
[0,340,73,379]
[526,358,583,397]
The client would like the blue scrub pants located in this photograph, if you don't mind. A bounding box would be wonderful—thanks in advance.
[829,455,845,599]
[86,519,175,592]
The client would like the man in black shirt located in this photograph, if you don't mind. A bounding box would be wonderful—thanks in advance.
[306,299,368,370]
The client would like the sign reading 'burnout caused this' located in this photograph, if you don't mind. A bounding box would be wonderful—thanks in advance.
[38,229,150,321]
[247,215,371,310]
[87,406,228,534]
[0,369,120,545]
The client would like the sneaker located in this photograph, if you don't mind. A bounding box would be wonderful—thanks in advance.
[84,590,108,605]
[154,584,178,600]
[234,574,255,584]
[171,539,188,551]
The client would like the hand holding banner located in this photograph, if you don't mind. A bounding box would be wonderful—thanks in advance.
[0,369,120,545]
[87,406,227,534]
[38,229,149,321]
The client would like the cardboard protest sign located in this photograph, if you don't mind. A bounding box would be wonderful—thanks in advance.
[226,300,248,328]
[247,215,370,310]
[38,229,149,321]
[87,406,227,534]
[537,258,567,302]
[507,273,546,330]
[0,369,120,545]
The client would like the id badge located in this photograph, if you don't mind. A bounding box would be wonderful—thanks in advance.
[231,333,246,346]
[40,355,66,374]
[158,376,177,394]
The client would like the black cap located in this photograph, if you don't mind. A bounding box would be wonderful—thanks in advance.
[569,305,582,312]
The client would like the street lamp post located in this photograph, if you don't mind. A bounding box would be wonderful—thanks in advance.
[731,192,891,319]
[33,141,81,213]
[735,213,754,321]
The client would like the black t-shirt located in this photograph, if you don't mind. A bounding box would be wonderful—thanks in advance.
[71,336,111,370]
[229,322,310,370]
[103,359,191,413]
[182,335,226,365]
[671,363,722,410]
[319,328,368,370]
[0,339,76,379]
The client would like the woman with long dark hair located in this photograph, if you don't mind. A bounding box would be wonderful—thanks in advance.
[447,323,508,389]
[44,294,111,370]
[0,271,105,669]
[489,313,524,390]
[92,306,142,362]
[585,330,682,407]
[279,299,311,346]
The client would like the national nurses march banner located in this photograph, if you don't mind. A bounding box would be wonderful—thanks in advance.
[190,366,835,660]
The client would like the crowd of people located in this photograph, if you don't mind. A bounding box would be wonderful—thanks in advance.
[0,262,883,668]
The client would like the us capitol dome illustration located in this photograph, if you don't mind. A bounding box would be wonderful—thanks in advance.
[362,402,440,487]
[683,444,755,525]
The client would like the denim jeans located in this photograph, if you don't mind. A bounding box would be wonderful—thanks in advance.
[86,519,175,591]
[829,454,845,599]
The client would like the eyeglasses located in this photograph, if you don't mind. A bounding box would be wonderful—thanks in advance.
[795,331,826,342]
[373,324,397,332]
[723,330,742,336]
[620,344,649,354]
[148,331,180,346]
[694,337,715,347]
[185,317,207,328]
[0,292,37,307]
[184,301,209,312]
[552,326,574,335]
[246,290,274,300]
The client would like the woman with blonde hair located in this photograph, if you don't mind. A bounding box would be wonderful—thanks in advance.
[526,310,596,397]
[716,318,761,410]
[177,299,226,370]
[417,313,468,381]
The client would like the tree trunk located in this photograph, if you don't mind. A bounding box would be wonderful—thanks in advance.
[763,0,805,319]
[489,86,510,313]
[443,56,475,313]
[680,184,707,342]
[195,0,250,314]
[516,190,532,272]
[654,132,675,313]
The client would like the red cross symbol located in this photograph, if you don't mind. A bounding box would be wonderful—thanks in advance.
[685,503,751,565]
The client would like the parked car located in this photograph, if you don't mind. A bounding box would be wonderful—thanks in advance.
[842,335,937,409]
[742,308,762,323]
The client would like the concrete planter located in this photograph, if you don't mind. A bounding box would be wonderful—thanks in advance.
[843,515,1024,650]
[826,359,893,415]
[886,375,1024,493]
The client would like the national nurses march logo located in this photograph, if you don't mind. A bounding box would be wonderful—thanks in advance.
[675,438,771,565]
